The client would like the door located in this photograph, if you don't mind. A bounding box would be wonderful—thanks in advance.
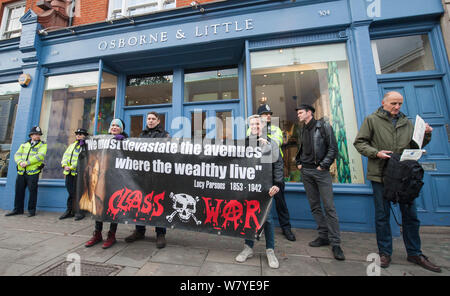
[379,79,450,225]
[124,107,171,137]
[181,103,242,140]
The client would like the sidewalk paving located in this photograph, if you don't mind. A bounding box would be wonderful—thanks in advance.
[0,209,449,276]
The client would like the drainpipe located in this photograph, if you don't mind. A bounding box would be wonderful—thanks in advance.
[68,0,76,27]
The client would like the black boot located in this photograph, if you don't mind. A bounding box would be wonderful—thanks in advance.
[59,210,74,220]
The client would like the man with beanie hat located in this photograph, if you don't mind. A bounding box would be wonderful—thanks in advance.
[6,126,47,217]
[247,104,296,242]
[59,128,89,220]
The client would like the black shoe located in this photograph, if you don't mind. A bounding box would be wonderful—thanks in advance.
[59,211,74,220]
[27,212,35,217]
[5,210,23,216]
[125,230,145,243]
[309,237,330,247]
[74,214,85,221]
[332,246,345,261]
[156,234,166,249]
[282,228,296,241]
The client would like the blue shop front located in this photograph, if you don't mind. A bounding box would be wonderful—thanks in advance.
[1,0,449,233]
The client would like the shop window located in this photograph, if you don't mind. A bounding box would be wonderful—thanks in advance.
[184,67,239,102]
[125,73,173,106]
[251,43,364,184]
[109,0,176,19]
[39,72,116,179]
[0,1,26,40]
[0,82,20,177]
[372,35,435,74]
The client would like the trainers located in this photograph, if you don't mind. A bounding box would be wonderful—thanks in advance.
[235,245,254,263]
[156,233,166,249]
[266,249,279,269]
[332,245,345,261]
[102,231,116,249]
[85,231,102,247]
[308,237,330,247]
[125,230,145,243]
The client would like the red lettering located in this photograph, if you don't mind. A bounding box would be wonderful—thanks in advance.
[222,200,243,230]
[202,197,223,226]
[127,191,143,217]
[117,187,133,213]
[244,200,261,230]
[152,192,165,217]
[108,188,125,219]
[141,192,153,215]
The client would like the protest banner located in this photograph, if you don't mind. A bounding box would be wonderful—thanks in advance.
[76,135,275,239]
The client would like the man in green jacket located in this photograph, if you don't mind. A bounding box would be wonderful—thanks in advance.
[59,128,88,220]
[5,126,47,217]
[354,91,441,273]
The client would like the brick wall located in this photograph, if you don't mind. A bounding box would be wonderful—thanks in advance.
[71,0,108,26]
[177,0,218,7]
[0,0,221,31]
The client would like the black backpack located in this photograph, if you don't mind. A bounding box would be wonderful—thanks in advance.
[382,153,424,206]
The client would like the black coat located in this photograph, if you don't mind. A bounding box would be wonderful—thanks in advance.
[140,125,169,138]
[246,135,284,189]
[295,119,337,170]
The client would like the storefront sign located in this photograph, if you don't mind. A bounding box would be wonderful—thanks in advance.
[97,19,254,51]
[76,136,274,239]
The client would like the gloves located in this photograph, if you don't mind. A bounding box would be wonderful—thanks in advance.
[114,134,125,141]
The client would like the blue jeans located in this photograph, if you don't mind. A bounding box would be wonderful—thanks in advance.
[245,206,275,250]
[371,181,422,257]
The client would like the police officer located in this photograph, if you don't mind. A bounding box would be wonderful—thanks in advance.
[247,104,296,241]
[59,128,88,220]
[5,126,47,217]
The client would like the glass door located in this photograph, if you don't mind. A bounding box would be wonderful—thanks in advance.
[124,107,171,137]
[182,103,242,140]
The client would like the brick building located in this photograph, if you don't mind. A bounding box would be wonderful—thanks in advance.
[0,0,449,233]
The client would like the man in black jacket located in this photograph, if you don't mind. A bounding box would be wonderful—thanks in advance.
[295,104,345,260]
[125,111,169,249]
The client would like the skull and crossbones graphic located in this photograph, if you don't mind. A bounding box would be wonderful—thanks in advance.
[166,192,202,225]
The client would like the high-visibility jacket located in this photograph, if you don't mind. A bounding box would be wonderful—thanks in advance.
[61,141,83,176]
[247,124,284,157]
[14,140,47,175]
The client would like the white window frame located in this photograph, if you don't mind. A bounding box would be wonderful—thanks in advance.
[0,1,26,40]
[107,0,176,19]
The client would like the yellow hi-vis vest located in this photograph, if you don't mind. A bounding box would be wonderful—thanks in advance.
[246,124,284,157]
[61,141,83,176]
[14,141,47,175]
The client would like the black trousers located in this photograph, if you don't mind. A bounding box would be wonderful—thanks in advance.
[14,173,39,213]
[135,225,166,235]
[273,185,292,230]
[65,174,76,213]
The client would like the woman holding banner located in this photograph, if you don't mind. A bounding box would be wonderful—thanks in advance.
[85,119,128,249]
[235,115,284,269]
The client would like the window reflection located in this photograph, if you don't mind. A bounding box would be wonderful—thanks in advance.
[126,73,173,106]
[0,82,20,177]
[184,67,238,102]
[251,43,364,184]
[39,71,116,179]
[372,35,435,74]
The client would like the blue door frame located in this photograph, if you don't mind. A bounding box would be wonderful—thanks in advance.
[124,105,172,137]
